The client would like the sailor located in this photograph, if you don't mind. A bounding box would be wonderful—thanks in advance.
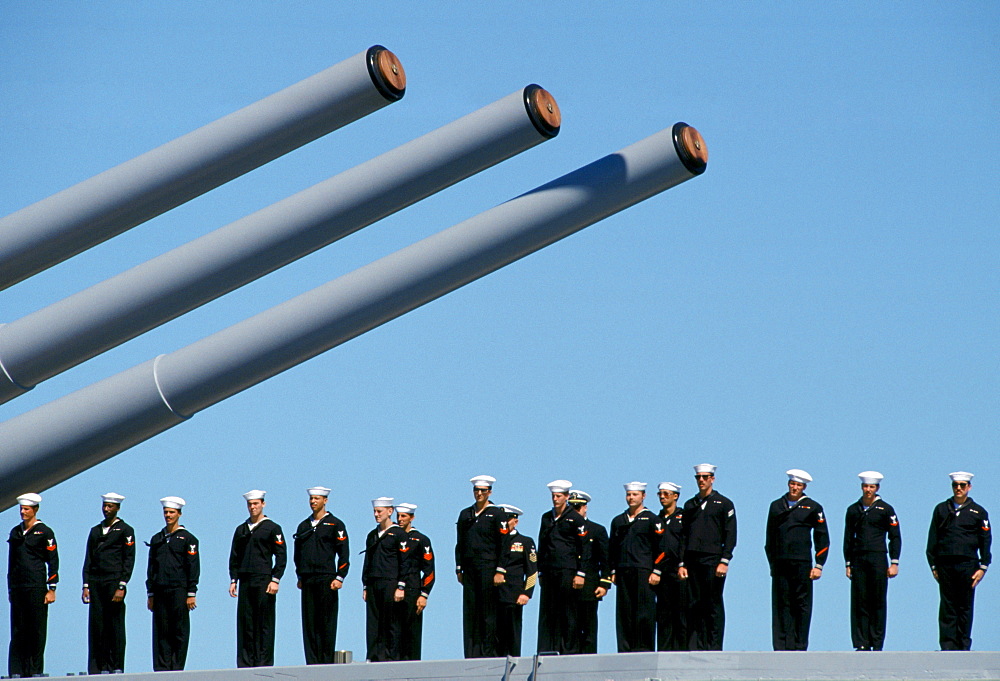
[844,471,900,651]
[395,502,435,661]
[655,481,688,651]
[455,474,505,658]
[228,490,286,668]
[362,497,407,662]
[926,471,991,650]
[494,504,537,657]
[145,496,199,672]
[82,492,135,673]
[678,463,736,651]
[536,479,589,655]
[293,486,349,664]
[568,490,612,654]
[608,482,663,652]
[764,469,829,651]
[6,492,58,678]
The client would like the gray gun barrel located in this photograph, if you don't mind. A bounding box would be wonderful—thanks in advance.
[0,123,707,509]
[0,86,560,405]
[0,45,405,292]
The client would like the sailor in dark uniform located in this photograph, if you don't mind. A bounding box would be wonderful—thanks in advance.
[293,486,349,664]
[494,504,537,657]
[926,471,991,651]
[7,492,58,678]
[609,482,664,652]
[568,490,612,654]
[655,481,688,651]
[455,474,505,658]
[362,497,407,662]
[395,503,435,661]
[82,492,135,673]
[678,463,736,651]
[844,470,901,651]
[228,490,287,668]
[146,496,199,672]
[537,479,590,655]
[764,469,830,651]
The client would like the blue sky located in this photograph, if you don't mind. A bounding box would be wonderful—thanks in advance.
[1,2,997,673]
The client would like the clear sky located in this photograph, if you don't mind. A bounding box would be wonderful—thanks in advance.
[1,1,997,674]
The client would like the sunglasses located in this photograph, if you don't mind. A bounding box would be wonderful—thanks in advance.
[694,474,713,480]
[952,482,969,488]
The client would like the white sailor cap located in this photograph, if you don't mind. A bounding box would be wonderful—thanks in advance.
[623,481,647,492]
[949,471,974,483]
[242,490,266,501]
[372,496,394,508]
[857,471,884,485]
[786,469,812,484]
[470,475,496,488]
[395,502,417,514]
[547,479,573,493]
[307,486,331,497]
[16,493,42,507]
[101,492,126,505]
[499,504,523,517]
[568,490,591,504]
[658,482,682,493]
[694,463,717,475]
[160,496,185,510]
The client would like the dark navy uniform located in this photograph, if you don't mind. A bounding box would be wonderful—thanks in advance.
[765,495,830,650]
[363,524,407,661]
[146,526,199,671]
[398,527,435,660]
[496,530,537,657]
[926,497,991,650]
[655,507,688,651]
[293,512,349,664]
[7,521,58,677]
[229,518,287,667]
[844,497,900,650]
[680,491,736,650]
[83,518,136,672]
[609,509,664,652]
[577,518,612,654]
[455,503,505,657]
[536,506,590,655]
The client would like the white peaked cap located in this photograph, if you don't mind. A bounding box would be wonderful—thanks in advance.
[160,496,185,509]
[395,503,417,514]
[547,479,573,493]
[470,475,496,488]
[694,463,717,474]
[858,471,884,485]
[499,504,523,516]
[102,492,126,504]
[372,497,394,508]
[568,490,592,504]
[623,481,647,492]
[949,471,974,483]
[242,490,266,501]
[786,469,812,484]
[307,486,331,497]
[658,482,681,493]
[16,493,42,507]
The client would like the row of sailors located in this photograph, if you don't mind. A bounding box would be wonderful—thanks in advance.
[5,465,992,675]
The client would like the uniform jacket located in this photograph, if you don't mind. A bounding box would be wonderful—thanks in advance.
[657,507,685,569]
[83,518,136,588]
[145,526,199,596]
[764,495,830,566]
[496,530,537,604]
[293,512,350,582]
[537,506,590,576]
[609,508,666,575]
[926,497,992,570]
[229,518,287,583]
[680,491,737,563]
[399,527,435,598]
[843,497,901,566]
[7,521,59,589]
[455,503,505,572]
[579,518,612,601]
[362,524,407,588]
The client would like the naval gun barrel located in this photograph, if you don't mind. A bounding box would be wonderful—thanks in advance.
[0,45,405,291]
[0,123,708,509]
[0,86,560,405]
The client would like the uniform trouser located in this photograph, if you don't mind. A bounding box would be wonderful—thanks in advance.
[770,560,813,651]
[461,565,498,658]
[655,571,689,651]
[497,600,524,656]
[88,581,127,673]
[300,578,339,664]
[537,568,581,654]
[8,587,48,677]
[366,578,401,662]
[236,580,276,667]
[615,567,656,652]
[399,588,424,661]
[936,557,979,651]
[151,586,190,671]
[577,598,599,654]
[685,553,726,651]
[849,553,888,650]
